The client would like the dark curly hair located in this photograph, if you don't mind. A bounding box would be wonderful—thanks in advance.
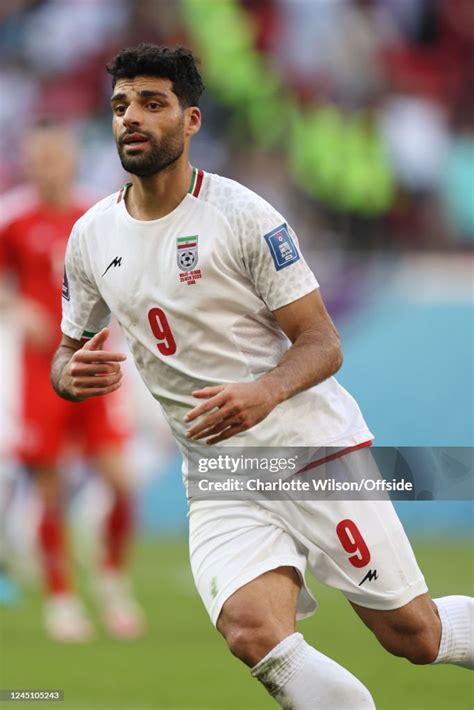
[106,44,205,108]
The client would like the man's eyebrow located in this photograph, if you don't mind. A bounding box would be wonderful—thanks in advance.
[110,89,169,102]
[138,90,169,99]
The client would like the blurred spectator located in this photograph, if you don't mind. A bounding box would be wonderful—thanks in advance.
[273,0,393,104]
[440,96,474,245]
[21,0,129,75]
[0,121,145,642]
[126,0,186,46]
[379,95,449,192]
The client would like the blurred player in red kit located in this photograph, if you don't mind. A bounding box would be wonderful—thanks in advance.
[0,120,145,642]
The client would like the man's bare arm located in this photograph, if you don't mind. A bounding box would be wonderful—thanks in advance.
[184,289,342,444]
[259,288,342,403]
[51,328,126,402]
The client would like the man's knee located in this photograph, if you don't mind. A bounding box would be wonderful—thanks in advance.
[219,611,290,667]
[381,624,440,664]
[375,607,440,664]
[217,567,300,667]
[407,634,440,665]
[224,621,272,666]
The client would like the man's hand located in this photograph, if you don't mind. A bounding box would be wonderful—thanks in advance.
[58,328,126,400]
[183,381,280,445]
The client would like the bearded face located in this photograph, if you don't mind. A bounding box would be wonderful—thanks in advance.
[116,114,185,178]
[111,77,190,178]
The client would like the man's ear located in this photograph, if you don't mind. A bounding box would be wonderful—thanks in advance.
[186,106,201,136]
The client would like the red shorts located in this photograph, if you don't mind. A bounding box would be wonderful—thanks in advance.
[18,348,129,465]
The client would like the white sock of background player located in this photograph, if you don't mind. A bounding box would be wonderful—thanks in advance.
[432,596,474,669]
[251,632,375,709]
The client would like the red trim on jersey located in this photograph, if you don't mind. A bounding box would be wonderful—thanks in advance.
[192,169,204,198]
[116,186,124,204]
[296,440,373,475]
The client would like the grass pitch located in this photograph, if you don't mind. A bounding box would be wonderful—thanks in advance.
[1,538,472,710]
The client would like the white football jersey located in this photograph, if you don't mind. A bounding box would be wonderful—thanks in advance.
[61,169,373,455]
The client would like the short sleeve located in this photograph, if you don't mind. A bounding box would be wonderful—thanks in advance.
[238,195,318,311]
[61,222,111,340]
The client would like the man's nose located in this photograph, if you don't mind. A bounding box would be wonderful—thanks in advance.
[123,103,142,126]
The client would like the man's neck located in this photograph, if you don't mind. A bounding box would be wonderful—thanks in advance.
[125,160,193,221]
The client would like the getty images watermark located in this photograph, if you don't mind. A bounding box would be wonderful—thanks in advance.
[185,447,473,501]
[196,472,412,495]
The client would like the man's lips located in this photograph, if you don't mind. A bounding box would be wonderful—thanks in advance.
[122,133,150,145]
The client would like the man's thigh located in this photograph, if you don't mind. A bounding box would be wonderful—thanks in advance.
[189,500,317,627]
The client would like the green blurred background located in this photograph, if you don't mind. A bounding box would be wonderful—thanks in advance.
[1,539,473,710]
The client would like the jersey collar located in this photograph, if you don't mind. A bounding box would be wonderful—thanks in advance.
[188,166,204,198]
[116,182,131,204]
[116,167,204,204]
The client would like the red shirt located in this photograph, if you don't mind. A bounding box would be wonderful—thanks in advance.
[0,186,90,330]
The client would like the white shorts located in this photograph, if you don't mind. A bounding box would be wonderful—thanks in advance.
[189,449,428,626]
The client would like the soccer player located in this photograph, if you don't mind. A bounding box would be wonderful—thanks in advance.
[51,45,472,706]
[0,121,145,642]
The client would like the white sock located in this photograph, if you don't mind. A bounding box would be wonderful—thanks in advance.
[433,596,474,669]
[251,632,375,709]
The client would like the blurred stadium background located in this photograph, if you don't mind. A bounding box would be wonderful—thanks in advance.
[0,1,472,709]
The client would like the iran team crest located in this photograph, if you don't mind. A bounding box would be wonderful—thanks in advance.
[177,235,198,271]
[176,235,202,285]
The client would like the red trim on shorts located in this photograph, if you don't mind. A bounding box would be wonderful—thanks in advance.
[192,169,204,197]
[297,440,373,475]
